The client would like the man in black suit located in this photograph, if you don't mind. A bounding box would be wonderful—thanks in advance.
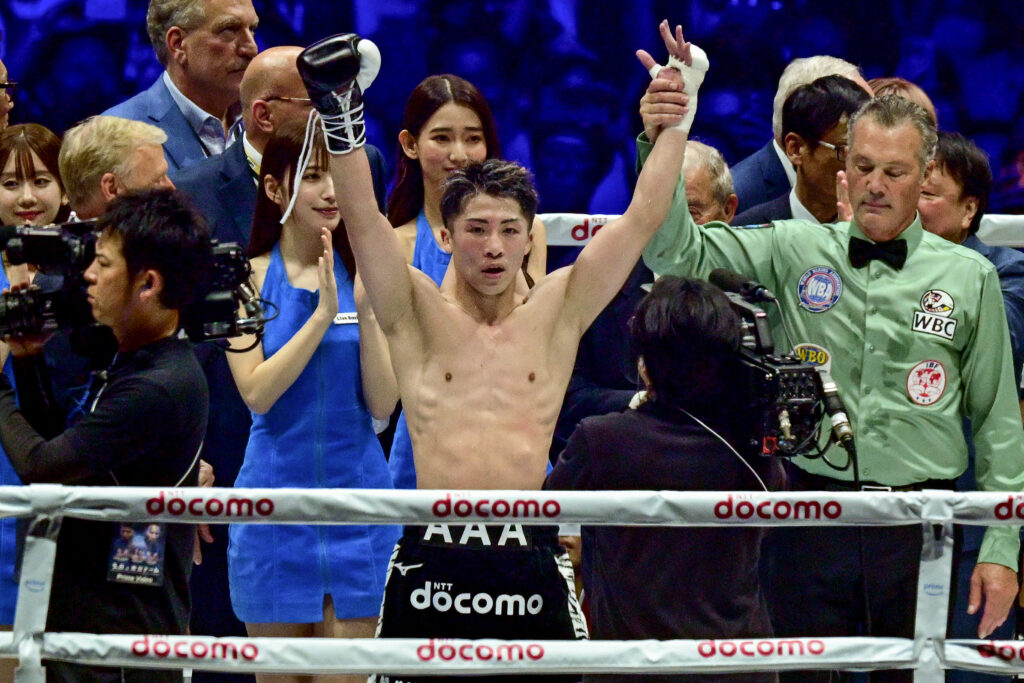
[733,75,870,226]
[731,56,871,213]
[170,45,387,683]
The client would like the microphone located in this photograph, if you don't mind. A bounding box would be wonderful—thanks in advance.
[709,268,777,302]
[815,368,855,453]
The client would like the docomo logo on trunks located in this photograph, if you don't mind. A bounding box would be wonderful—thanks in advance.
[412,582,543,617]
[132,635,259,662]
[146,491,275,518]
[714,494,842,520]
[432,493,561,519]
[699,638,827,658]
[417,639,544,663]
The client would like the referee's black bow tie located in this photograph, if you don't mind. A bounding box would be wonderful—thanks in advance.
[848,236,907,270]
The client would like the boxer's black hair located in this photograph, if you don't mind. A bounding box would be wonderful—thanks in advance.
[440,159,537,230]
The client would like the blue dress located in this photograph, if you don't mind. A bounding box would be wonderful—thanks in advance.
[228,244,399,623]
[0,264,20,624]
[387,211,449,490]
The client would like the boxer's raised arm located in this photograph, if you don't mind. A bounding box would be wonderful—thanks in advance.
[564,22,705,333]
[298,34,414,333]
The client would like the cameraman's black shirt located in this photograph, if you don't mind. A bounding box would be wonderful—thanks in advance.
[0,336,208,636]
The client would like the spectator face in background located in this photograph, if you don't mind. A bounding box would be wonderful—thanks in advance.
[165,0,258,110]
[400,102,488,191]
[919,165,976,244]
[0,124,68,227]
[119,144,176,194]
[0,59,12,131]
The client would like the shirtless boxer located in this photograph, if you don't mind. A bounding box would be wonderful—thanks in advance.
[297,22,702,681]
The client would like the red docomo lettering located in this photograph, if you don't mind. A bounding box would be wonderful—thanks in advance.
[978,642,1024,661]
[417,639,544,662]
[698,639,826,657]
[993,496,1024,520]
[432,493,561,519]
[571,218,604,242]
[131,635,258,661]
[146,491,274,518]
[713,495,841,520]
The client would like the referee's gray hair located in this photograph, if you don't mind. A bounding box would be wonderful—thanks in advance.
[847,95,938,177]
[683,141,734,210]
[772,55,862,142]
[147,0,207,66]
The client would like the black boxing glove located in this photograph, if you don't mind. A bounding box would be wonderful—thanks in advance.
[297,33,381,154]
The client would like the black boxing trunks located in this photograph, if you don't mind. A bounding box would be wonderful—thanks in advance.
[371,523,588,683]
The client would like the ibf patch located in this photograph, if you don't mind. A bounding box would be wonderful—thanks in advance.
[907,360,946,406]
[797,267,843,312]
[794,343,832,373]
[911,290,957,341]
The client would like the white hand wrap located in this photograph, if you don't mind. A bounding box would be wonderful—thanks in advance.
[647,44,709,134]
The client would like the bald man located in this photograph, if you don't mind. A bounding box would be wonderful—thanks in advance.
[173,45,386,245]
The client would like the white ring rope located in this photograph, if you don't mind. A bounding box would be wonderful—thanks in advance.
[0,485,1018,526]
[2,485,1021,681]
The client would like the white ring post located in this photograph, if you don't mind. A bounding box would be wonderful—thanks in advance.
[13,515,62,683]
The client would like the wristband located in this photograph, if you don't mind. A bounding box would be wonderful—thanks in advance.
[647,44,709,134]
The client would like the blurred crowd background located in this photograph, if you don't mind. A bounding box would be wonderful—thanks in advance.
[3,0,1023,218]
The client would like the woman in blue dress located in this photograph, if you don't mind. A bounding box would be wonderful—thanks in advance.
[227,119,398,683]
[385,75,547,489]
[0,123,69,632]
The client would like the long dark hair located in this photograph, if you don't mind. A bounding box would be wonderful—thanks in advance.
[387,74,501,228]
[249,119,355,278]
[0,123,71,223]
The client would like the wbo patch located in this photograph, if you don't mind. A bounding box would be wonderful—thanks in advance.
[794,343,832,373]
[797,267,843,312]
[907,360,946,406]
[911,290,957,341]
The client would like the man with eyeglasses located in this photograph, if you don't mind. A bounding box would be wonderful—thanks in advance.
[733,75,870,226]
[173,45,386,246]
[104,0,260,173]
[169,46,386,676]
[0,58,14,131]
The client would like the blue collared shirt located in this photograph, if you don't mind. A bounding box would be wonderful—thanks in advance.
[162,71,242,157]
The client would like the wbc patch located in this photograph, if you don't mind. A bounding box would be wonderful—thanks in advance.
[797,267,843,312]
[794,343,832,373]
[911,290,957,341]
[907,360,946,406]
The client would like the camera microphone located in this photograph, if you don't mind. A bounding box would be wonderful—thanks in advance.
[815,368,855,453]
[709,268,777,303]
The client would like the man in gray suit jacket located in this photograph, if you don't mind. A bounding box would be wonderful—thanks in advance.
[104,0,259,172]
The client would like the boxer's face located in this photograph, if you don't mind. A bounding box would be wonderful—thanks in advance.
[442,193,531,297]
[846,118,927,241]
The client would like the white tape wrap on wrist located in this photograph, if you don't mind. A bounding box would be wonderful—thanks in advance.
[647,44,709,134]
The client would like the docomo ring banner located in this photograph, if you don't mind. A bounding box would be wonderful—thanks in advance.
[6,486,1024,680]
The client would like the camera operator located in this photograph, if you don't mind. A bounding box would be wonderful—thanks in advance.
[0,188,212,683]
[547,275,783,683]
